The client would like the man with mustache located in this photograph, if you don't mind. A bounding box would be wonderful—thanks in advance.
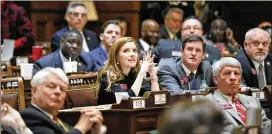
[20,67,104,134]
[157,35,214,94]
[205,57,271,133]
[33,30,95,75]
[88,20,122,71]
[159,8,183,40]
[234,28,272,89]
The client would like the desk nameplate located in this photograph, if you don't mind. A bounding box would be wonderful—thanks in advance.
[132,97,145,109]
[251,90,266,101]
[191,94,205,102]
[154,94,166,105]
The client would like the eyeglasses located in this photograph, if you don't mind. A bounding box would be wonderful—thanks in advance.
[250,40,270,47]
[182,26,201,31]
[69,12,87,18]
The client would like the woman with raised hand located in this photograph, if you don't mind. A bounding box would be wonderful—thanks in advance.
[95,37,159,105]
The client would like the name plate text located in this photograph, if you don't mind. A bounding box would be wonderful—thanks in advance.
[154,94,166,105]
[132,99,145,109]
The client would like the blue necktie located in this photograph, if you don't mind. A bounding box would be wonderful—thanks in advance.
[189,72,198,90]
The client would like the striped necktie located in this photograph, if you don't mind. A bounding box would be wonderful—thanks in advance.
[257,64,265,89]
[54,117,69,132]
[232,96,246,124]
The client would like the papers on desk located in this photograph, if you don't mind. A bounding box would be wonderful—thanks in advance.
[20,63,33,80]
[1,39,14,62]
[59,104,112,112]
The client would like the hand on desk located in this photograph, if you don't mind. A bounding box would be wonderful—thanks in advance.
[74,108,105,134]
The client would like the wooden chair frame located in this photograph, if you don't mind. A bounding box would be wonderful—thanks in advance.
[1,76,26,111]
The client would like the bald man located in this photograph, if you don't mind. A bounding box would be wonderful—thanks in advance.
[33,30,95,75]
[234,28,272,89]
[138,19,160,59]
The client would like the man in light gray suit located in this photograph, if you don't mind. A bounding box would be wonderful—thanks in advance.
[157,35,214,94]
[205,57,271,133]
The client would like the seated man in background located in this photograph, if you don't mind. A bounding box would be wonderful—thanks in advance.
[153,16,220,65]
[157,35,214,94]
[33,30,95,75]
[234,28,272,89]
[88,20,122,71]
[205,57,271,133]
[203,18,241,56]
[138,19,160,60]
[258,21,272,61]
[159,8,183,40]
[159,100,224,134]
[115,16,128,37]
[1,1,35,56]
[20,67,104,134]
[51,2,99,52]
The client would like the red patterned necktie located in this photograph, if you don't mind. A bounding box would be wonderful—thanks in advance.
[232,96,247,124]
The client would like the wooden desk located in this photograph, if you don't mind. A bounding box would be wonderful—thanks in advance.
[59,106,168,134]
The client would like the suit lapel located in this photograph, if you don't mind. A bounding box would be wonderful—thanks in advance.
[178,63,189,90]
[29,104,64,132]
[83,29,92,50]
[264,59,272,84]
[98,46,107,65]
[213,91,245,125]
[238,94,251,108]
[55,51,63,69]
[244,51,260,86]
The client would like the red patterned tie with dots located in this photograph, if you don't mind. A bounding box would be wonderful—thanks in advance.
[232,96,247,124]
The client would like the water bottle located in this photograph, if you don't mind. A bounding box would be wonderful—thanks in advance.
[199,80,209,92]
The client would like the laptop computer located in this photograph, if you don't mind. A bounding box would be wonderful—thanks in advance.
[1,39,14,62]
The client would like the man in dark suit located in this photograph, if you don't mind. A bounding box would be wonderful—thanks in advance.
[51,2,99,52]
[234,28,272,89]
[33,30,95,75]
[159,8,183,40]
[88,20,122,71]
[20,67,104,134]
[205,57,271,133]
[158,35,214,94]
[138,19,160,60]
[153,16,221,64]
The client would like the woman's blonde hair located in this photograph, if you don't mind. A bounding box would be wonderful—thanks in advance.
[94,37,140,94]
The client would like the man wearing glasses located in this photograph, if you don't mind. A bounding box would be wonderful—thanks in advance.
[234,28,272,89]
[153,16,220,65]
[51,2,99,52]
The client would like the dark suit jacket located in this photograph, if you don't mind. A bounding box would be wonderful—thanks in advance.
[1,125,16,134]
[157,60,214,94]
[98,71,151,105]
[234,50,272,88]
[88,45,108,71]
[137,39,154,60]
[51,27,99,52]
[159,25,181,40]
[20,104,81,134]
[152,39,221,64]
[205,90,271,133]
[152,39,182,63]
[33,50,95,75]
